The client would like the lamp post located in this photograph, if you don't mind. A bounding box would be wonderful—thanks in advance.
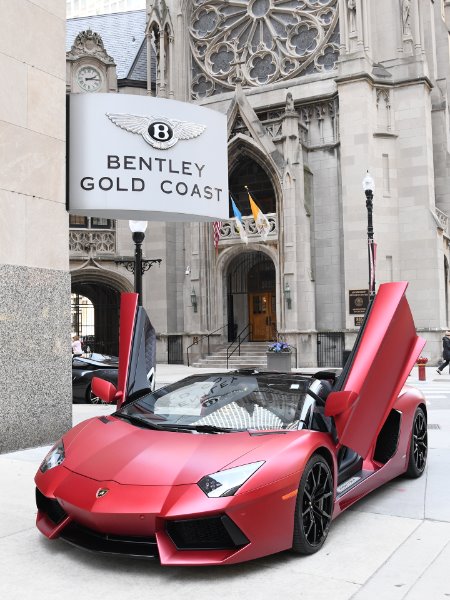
[116,221,162,306]
[362,171,375,299]
[129,220,147,304]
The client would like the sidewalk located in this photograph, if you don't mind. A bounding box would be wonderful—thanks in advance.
[154,362,450,386]
[0,364,449,599]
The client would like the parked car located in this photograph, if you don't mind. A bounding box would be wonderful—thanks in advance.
[72,353,118,404]
[37,283,427,565]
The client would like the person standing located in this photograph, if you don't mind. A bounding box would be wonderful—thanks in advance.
[436,331,450,374]
[72,334,82,356]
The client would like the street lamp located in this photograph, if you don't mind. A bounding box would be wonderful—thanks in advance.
[362,171,375,299]
[116,221,162,306]
[129,220,147,305]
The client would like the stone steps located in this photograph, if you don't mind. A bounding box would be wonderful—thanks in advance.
[192,342,270,369]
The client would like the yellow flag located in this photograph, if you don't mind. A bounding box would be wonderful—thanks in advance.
[247,191,270,241]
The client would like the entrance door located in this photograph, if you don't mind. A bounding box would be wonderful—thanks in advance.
[249,292,276,341]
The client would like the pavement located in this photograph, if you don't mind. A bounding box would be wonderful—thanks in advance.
[0,365,449,599]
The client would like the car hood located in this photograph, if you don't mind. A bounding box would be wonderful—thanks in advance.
[62,416,287,486]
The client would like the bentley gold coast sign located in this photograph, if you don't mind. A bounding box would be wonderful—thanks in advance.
[68,93,228,221]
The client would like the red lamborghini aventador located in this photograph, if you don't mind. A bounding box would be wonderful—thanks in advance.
[35,281,428,565]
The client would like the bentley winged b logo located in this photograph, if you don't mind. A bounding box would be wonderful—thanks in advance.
[106,113,207,150]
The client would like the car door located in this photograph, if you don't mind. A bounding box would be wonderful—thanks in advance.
[325,281,425,458]
[116,293,156,407]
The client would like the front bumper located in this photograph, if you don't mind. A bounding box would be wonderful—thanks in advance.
[35,466,300,565]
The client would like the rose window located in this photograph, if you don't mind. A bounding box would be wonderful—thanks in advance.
[190,0,339,98]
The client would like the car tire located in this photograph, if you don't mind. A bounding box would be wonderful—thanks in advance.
[292,453,334,555]
[405,406,427,478]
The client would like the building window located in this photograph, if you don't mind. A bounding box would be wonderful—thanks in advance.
[69,215,88,228]
[71,293,95,340]
[91,217,112,229]
[69,215,114,229]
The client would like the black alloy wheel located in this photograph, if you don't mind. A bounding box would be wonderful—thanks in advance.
[406,406,427,478]
[292,454,334,555]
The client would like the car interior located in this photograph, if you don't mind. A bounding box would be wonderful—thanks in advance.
[308,371,363,485]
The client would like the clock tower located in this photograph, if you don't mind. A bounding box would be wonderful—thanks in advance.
[66,29,117,93]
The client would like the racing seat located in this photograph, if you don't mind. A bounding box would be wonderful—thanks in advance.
[308,378,334,432]
[308,377,363,483]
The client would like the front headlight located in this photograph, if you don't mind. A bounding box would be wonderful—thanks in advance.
[198,461,265,498]
[39,440,65,473]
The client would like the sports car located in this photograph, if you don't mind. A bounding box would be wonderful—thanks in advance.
[72,353,118,404]
[35,281,428,565]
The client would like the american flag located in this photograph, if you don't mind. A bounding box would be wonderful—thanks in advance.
[213,221,222,252]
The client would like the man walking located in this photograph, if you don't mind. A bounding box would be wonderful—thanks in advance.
[436,331,450,374]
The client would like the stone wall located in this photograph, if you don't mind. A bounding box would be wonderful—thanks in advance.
[0,1,70,452]
[0,265,72,453]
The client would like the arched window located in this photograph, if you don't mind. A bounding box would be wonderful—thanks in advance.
[229,155,276,217]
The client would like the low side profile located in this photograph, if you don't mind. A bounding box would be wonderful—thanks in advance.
[35,281,428,565]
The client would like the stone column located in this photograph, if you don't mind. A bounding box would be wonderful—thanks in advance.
[0,0,71,452]
[281,95,316,365]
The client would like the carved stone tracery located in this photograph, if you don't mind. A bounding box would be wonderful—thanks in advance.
[190,0,340,98]
[66,29,115,64]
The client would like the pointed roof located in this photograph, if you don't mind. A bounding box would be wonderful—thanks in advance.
[228,85,285,175]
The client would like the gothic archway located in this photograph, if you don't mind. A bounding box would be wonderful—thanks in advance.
[71,269,133,356]
[226,250,277,342]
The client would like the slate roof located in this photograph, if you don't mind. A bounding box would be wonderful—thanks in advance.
[128,38,148,82]
[66,9,147,80]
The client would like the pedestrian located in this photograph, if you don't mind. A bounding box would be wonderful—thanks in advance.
[436,330,450,374]
[72,334,82,356]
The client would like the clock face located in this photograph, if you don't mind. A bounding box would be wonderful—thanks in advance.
[76,66,102,92]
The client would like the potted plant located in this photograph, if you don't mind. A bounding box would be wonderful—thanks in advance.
[266,341,292,372]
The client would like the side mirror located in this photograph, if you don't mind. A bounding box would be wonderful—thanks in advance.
[325,390,358,417]
[91,377,117,404]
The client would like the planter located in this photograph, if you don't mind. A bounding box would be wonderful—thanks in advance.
[266,351,292,372]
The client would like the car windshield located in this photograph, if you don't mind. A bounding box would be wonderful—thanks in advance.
[116,373,313,432]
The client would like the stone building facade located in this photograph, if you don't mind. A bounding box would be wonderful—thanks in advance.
[67,0,450,369]
[0,1,71,452]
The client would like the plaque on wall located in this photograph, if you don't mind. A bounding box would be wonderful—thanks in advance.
[354,316,364,327]
[349,289,369,315]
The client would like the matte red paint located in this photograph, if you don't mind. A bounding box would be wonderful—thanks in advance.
[330,281,425,458]
[91,377,116,404]
[116,292,138,408]
[35,281,427,565]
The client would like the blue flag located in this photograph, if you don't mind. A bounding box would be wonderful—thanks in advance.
[231,198,248,244]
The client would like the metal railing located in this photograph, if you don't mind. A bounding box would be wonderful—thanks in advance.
[186,324,229,367]
[226,324,252,369]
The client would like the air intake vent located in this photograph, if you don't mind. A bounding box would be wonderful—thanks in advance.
[166,515,249,550]
[35,488,67,525]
